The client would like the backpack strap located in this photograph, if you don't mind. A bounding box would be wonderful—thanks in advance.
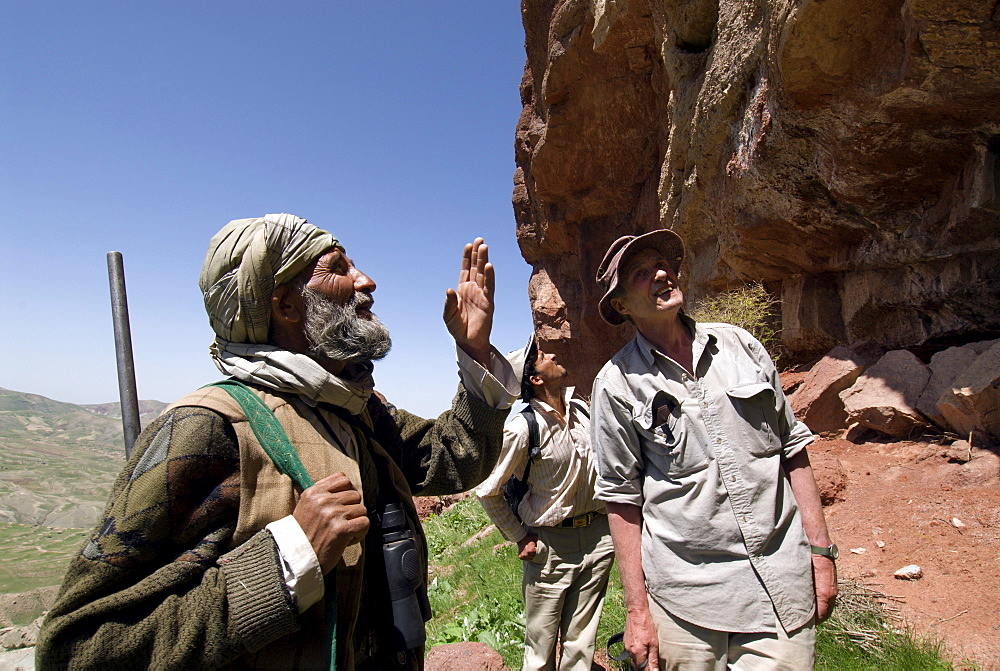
[519,399,586,483]
[520,405,540,483]
[204,380,336,670]
[570,398,590,419]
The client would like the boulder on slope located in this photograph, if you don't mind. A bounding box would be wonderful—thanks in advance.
[839,350,931,437]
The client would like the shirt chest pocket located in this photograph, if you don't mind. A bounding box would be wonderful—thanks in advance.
[632,391,708,477]
[725,382,781,456]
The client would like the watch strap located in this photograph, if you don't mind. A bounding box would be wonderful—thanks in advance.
[810,543,839,559]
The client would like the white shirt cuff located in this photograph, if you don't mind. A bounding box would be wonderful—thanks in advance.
[266,515,325,614]
[456,345,519,409]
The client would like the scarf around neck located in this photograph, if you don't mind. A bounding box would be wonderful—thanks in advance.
[210,338,374,415]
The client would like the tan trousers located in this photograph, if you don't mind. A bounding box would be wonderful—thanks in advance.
[647,594,816,670]
[521,515,615,671]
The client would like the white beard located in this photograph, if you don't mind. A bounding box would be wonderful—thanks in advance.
[302,288,392,364]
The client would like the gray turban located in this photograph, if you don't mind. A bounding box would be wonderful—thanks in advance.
[199,213,338,343]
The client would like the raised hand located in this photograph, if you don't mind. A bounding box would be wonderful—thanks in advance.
[443,237,494,367]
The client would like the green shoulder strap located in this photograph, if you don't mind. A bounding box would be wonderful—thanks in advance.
[205,379,336,670]
[207,380,315,488]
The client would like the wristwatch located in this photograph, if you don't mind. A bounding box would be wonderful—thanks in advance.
[810,543,839,559]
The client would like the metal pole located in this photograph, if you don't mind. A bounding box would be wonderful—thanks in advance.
[107,252,141,457]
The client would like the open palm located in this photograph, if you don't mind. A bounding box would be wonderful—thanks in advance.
[443,237,494,367]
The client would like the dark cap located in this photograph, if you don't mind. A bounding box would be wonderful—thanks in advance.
[596,229,685,325]
[503,334,537,398]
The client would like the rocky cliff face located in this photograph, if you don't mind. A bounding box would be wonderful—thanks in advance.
[514,0,1000,388]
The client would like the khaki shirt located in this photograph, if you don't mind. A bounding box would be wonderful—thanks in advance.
[591,317,815,633]
[477,387,604,542]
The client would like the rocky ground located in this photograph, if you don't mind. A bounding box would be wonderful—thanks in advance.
[812,436,1000,669]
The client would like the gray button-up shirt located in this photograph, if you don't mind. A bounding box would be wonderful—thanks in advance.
[591,316,815,633]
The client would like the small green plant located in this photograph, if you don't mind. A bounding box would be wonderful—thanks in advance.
[689,283,781,359]
[430,589,526,659]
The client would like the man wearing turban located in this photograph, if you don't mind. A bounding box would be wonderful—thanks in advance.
[37,213,518,670]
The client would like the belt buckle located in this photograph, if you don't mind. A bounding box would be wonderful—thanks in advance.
[572,515,588,528]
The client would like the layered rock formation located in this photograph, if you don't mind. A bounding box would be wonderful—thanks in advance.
[514,0,1000,389]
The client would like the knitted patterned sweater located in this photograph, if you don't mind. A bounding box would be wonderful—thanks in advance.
[35,383,507,670]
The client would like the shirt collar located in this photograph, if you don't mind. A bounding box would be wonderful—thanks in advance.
[528,386,576,416]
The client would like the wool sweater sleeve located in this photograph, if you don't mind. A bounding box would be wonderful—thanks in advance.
[35,407,300,670]
[371,385,509,497]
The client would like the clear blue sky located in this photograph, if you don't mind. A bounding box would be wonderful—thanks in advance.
[0,2,534,418]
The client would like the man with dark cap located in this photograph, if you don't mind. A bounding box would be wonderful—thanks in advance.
[37,213,518,670]
[476,336,613,671]
[590,230,837,670]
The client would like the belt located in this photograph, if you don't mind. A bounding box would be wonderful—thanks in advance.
[559,511,601,528]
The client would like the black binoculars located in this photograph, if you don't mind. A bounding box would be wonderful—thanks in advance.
[381,503,432,651]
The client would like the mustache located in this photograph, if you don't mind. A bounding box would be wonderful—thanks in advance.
[301,287,391,363]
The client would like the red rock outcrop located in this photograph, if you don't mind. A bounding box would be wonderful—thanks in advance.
[937,340,1000,438]
[788,340,884,433]
[514,0,1000,390]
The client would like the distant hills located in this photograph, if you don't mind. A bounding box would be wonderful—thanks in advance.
[0,387,167,529]
[80,399,170,424]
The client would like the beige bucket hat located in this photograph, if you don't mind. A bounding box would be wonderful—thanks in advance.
[595,229,685,326]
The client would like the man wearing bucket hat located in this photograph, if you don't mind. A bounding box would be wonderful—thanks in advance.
[37,213,518,670]
[476,336,614,670]
[590,229,836,670]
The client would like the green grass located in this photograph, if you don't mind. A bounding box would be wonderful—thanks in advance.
[424,499,963,670]
[0,522,89,625]
[424,498,526,665]
[0,522,87,594]
[423,498,627,669]
[817,627,953,670]
[816,581,959,670]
